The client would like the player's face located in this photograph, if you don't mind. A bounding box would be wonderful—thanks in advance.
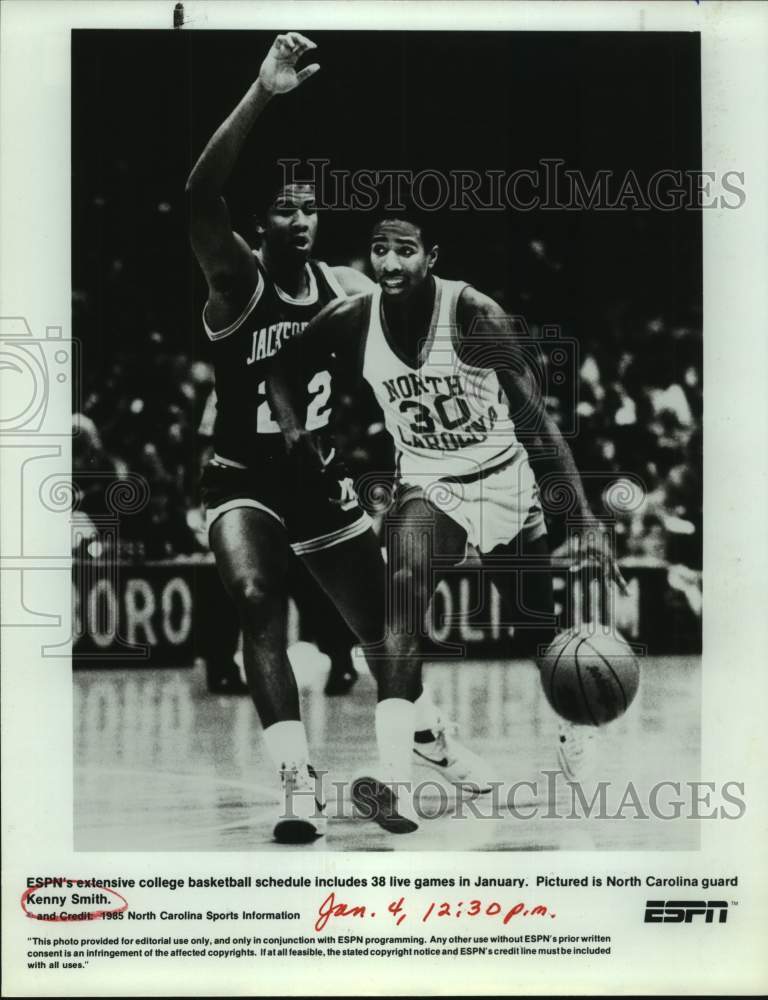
[370,220,437,300]
[264,184,318,260]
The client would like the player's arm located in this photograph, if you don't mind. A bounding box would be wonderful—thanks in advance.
[268,295,369,449]
[185,33,320,294]
[457,287,627,592]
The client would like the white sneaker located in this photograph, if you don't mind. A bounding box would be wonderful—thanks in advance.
[412,722,494,795]
[557,721,598,783]
[273,763,326,844]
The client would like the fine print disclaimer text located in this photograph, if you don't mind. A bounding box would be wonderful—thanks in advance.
[19,870,741,969]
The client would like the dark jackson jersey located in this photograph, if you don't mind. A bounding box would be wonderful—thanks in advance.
[202,253,348,466]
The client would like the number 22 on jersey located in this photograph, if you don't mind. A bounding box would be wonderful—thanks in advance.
[255,370,332,433]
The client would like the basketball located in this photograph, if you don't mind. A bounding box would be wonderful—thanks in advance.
[539,629,640,726]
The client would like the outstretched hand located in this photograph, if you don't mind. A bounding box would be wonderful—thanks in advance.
[259,33,320,94]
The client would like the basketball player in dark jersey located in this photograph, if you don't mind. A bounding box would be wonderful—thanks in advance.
[197,385,359,697]
[269,208,627,830]
[186,35,484,842]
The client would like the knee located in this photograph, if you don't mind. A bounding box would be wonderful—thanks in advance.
[228,575,282,626]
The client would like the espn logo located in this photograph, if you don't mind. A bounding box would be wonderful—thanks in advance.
[644,900,728,924]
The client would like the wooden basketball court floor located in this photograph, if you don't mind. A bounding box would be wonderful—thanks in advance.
[74,651,700,852]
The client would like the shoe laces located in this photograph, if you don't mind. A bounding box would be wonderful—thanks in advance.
[435,721,473,767]
[280,762,316,789]
[280,762,325,811]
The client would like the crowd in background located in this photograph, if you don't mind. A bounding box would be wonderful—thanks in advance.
[72,198,702,573]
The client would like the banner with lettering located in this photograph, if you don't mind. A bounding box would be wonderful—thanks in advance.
[72,559,700,667]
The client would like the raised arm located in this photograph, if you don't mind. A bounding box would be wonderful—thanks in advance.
[456,286,627,592]
[185,33,320,296]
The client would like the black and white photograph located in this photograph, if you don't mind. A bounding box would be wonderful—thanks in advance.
[1,2,767,996]
[71,26,704,853]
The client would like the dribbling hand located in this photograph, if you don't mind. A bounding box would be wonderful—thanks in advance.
[259,33,320,95]
[569,520,629,596]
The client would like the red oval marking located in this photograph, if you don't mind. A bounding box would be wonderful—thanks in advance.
[21,878,129,922]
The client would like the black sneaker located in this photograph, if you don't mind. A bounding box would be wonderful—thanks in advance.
[273,763,327,844]
[351,776,418,834]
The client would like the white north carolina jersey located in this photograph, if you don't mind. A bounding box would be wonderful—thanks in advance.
[362,277,534,489]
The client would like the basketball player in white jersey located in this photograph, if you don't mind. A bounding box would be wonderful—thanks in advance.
[186,37,486,842]
[269,208,626,831]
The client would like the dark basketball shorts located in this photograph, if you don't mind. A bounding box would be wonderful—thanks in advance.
[200,454,372,556]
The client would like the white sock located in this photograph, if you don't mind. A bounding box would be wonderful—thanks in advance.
[375,699,415,785]
[262,720,310,773]
[413,687,441,736]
